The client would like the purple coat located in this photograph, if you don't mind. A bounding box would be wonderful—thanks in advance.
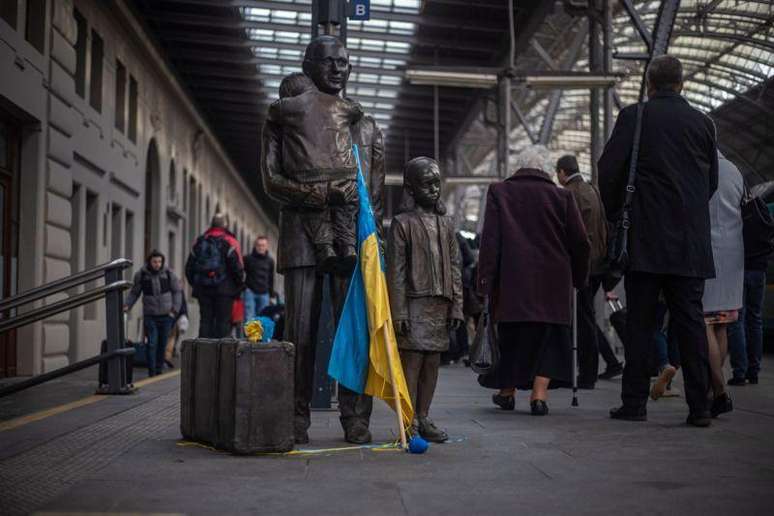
[476,169,591,326]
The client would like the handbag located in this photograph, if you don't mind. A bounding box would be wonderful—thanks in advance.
[468,310,499,375]
[607,102,645,275]
[741,185,774,260]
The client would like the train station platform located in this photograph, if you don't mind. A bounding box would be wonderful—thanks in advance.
[2,360,774,515]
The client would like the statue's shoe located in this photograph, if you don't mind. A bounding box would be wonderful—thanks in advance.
[418,417,448,443]
[344,423,372,445]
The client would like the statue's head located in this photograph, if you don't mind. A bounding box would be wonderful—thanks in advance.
[401,157,446,215]
[303,36,351,95]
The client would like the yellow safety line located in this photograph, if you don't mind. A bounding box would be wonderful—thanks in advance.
[0,395,105,432]
[0,370,181,432]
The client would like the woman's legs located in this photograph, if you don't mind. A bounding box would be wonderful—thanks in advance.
[706,324,726,397]
[531,376,550,402]
[498,388,516,397]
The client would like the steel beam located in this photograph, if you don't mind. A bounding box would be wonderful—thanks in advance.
[620,0,653,51]
[539,25,588,145]
[511,101,538,145]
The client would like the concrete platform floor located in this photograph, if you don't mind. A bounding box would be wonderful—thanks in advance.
[2,359,774,515]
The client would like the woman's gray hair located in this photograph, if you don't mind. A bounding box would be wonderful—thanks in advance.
[511,144,552,173]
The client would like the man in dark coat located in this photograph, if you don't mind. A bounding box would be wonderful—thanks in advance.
[598,55,718,427]
[557,155,623,387]
[261,36,385,445]
[243,235,275,320]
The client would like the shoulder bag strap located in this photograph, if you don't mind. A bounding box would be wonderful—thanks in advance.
[620,103,645,229]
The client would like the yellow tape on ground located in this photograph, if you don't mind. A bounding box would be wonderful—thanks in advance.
[176,439,402,456]
[0,370,180,432]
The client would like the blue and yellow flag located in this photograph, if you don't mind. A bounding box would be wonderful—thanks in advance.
[328,145,414,428]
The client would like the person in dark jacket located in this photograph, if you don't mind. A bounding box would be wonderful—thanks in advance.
[387,157,463,442]
[598,55,718,427]
[124,250,182,376]
[477,145,590,416]
[185,213,245,339]
[556,155,623,387]
[243,235,276,320]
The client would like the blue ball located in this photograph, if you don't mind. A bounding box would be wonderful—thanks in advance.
[407,435,429,454]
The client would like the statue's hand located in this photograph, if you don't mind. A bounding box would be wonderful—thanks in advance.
[328,180,358,206]
[449,318,464,331]
[395,320,411,335]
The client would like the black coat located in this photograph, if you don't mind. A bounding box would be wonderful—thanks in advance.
[244,251,275,295]
[598,91,719,278]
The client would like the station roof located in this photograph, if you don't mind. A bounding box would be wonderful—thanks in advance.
[133,0,774,217]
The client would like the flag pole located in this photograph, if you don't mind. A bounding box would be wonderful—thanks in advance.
[381,324,408,449]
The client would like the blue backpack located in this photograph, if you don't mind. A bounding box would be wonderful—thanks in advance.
[190,236,227,287]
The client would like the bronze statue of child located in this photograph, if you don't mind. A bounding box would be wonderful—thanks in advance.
[387,157,464,443]
[267,72,363,272]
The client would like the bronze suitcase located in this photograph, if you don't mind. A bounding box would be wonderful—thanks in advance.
[180,338,295,454]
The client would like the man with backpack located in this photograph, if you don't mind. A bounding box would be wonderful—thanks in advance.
[186,213,245,338]
[124,250,183,376]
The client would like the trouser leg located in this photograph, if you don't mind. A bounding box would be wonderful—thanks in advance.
[144,317,159,375]
[285,267,322,434]
[662,276,710,414]
[744,270,766,376]
[399,349,423,416]
[198,295,215,338]
[243,289,257,321]
[330,273,373,430]
[416,352,441,418]
[214,297,234,338]
[332,197,358,252]
[622,272,662,410]
[577,283,599,384]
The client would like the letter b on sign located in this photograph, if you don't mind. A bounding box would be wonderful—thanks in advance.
[349,0,370,20]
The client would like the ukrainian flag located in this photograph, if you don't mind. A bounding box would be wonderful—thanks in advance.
[328,145,414,429]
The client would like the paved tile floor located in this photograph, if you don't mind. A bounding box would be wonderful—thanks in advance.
[2,359,774,515]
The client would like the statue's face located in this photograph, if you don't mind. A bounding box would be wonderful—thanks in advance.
[409,163,442,209]
[303,39,351,95]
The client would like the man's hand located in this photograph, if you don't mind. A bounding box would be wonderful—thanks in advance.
[395,320,411,336]
[122,305,129,313]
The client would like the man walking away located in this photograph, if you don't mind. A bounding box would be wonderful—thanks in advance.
[186,213,245,338]
[243,236,275,320]
[599,55,718,427]
[124,250,183,376]
[556,154,623,387]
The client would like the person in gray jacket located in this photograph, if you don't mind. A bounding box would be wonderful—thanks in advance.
[124,250,183,376]
[702,151,744,417]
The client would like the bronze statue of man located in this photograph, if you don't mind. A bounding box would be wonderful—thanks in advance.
[261,35,385,445]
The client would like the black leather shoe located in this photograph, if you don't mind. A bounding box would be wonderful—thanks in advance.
[686,411,712,427]
[746,374,759,385]
[492,393,515,411]
[609,406,647,421]
[710,392,733,417]
[530,400,549,416]
[344,423,372,445]
[599,362,624,380]
[727,376,746,386]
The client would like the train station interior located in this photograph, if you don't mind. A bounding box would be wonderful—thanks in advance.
[1,1,773,514]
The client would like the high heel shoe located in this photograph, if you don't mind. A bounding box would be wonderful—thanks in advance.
[530,399,549,416]
[492,393,515,411]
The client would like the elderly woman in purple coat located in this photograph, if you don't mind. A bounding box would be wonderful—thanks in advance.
[476,146,590,415]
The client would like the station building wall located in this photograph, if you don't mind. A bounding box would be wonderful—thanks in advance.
[0,0,276,376]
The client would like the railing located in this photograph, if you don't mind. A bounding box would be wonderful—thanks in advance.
[0,259,135,398]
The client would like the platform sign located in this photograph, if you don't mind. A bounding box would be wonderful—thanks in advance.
[349,0,370,20]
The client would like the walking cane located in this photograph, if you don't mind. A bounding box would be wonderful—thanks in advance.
[572,289,579,407]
